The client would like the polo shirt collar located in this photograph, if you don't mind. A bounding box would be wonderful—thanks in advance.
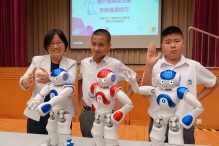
[160,54,190,67]
[90,55,110,64]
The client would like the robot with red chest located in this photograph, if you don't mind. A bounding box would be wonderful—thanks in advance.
[89,69,134,146]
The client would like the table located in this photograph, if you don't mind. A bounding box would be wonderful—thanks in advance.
[0,132,210,146]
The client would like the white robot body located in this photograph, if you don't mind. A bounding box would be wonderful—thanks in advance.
[89,69,134,146]
[124,69,204,146]
[27,68,75,146]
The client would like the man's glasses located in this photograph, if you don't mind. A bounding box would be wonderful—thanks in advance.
[49,42,63,47]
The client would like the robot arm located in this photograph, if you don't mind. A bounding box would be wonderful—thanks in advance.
[27,84,50,110]
[38,86,75,116]
[124,69,155,95]
[179,88,204,129]
[88,83,99,112]
[111,89,134,124]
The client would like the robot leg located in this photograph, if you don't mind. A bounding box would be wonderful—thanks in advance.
[149,117,167,146]
[168,120,184,146]
[91,113,106,146]
[57,110,74,146]
[43,111,59,146]
[104,114,119,146]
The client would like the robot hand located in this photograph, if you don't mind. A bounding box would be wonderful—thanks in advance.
[169,116,180,132]
[94,111,101,124]
[154,115,164,128]
[123,69,139,93]
[37,102,52,116]
[27,99,40,111]
[105,113,113,127]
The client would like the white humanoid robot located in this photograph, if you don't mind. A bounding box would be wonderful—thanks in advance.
[124,69,204,146]
[89,69,134,146]
[27,68,75,146]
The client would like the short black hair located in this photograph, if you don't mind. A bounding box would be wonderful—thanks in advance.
[161,26,184,42]
[92,29,111,44]
[43,29,68,52]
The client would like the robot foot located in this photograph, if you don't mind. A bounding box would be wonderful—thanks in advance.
[151,138,165,146]
[92,135,106,146]
[105,139,119,146]
[40,138,58,146]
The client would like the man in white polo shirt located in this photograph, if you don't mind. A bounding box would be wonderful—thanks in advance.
[142,26,219,144]
[77,29,140,137]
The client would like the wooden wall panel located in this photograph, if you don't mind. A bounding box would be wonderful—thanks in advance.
[0,67,219,129]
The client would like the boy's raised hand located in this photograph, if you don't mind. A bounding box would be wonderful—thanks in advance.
[146,42,161,66]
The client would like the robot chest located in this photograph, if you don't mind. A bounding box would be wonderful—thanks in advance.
[49,87,62,99]
[156,92,178,108]
[95,90,113,105]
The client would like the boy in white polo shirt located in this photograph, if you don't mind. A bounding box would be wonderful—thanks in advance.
[142,26,219,144]
[77,29,140,137]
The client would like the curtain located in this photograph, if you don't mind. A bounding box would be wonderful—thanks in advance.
[0,0,27,67]
[162,0,195,58]
[193,0,219,67]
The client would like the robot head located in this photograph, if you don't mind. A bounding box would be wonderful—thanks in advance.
[96,69,118,88]
[156,70,181,90]
[50,68,70,85]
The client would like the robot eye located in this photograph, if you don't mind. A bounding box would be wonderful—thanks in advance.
[55,77,58,81]
[160,80,164,84]
[102,79,106,82]
[169,80,174,84]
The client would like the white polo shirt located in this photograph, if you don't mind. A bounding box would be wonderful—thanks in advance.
[148,55,217,119]
[78,55,136,107]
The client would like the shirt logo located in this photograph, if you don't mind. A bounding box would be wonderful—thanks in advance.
[187,79,192,85]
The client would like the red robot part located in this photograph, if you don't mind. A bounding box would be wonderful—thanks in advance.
[95,91,110,105]
[113,111,124,122]
[91,104,96,112]
[90,83,98,94]
[97,69,113,78]
[110,85,121,97]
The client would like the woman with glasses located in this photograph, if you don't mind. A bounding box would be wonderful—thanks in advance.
[19,29,77,135]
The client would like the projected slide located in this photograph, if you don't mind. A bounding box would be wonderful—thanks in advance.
[70,0,161,49]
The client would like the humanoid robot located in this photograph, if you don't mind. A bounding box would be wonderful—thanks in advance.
[124,69,204,146]
[27,68,75,146]
[89,69,134,146]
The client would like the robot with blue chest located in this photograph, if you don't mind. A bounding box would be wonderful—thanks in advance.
[89,69,134,146]
[27,68,75,146]
[124,69,204,146]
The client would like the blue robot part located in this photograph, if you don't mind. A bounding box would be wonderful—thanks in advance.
[182,115,193,126]
[62,72,70,82]
[65,83,73,86]
[51,68,66,77]
[160,70,176,80]
[67,139,74,146]
[177,87,188,100]
[110,73,118,85]
[157,94,176,108]
[41,103,52,114]
[50,89,58,99]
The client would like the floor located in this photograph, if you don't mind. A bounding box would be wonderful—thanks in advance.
[0,118,219,146]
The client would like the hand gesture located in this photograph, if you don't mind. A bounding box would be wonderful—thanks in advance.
[36,67,50,84]
[123,69,136,85]
[27,99,40,111]
[146,42,161,66]
[124,69,139,93]
[27,67,36,85]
